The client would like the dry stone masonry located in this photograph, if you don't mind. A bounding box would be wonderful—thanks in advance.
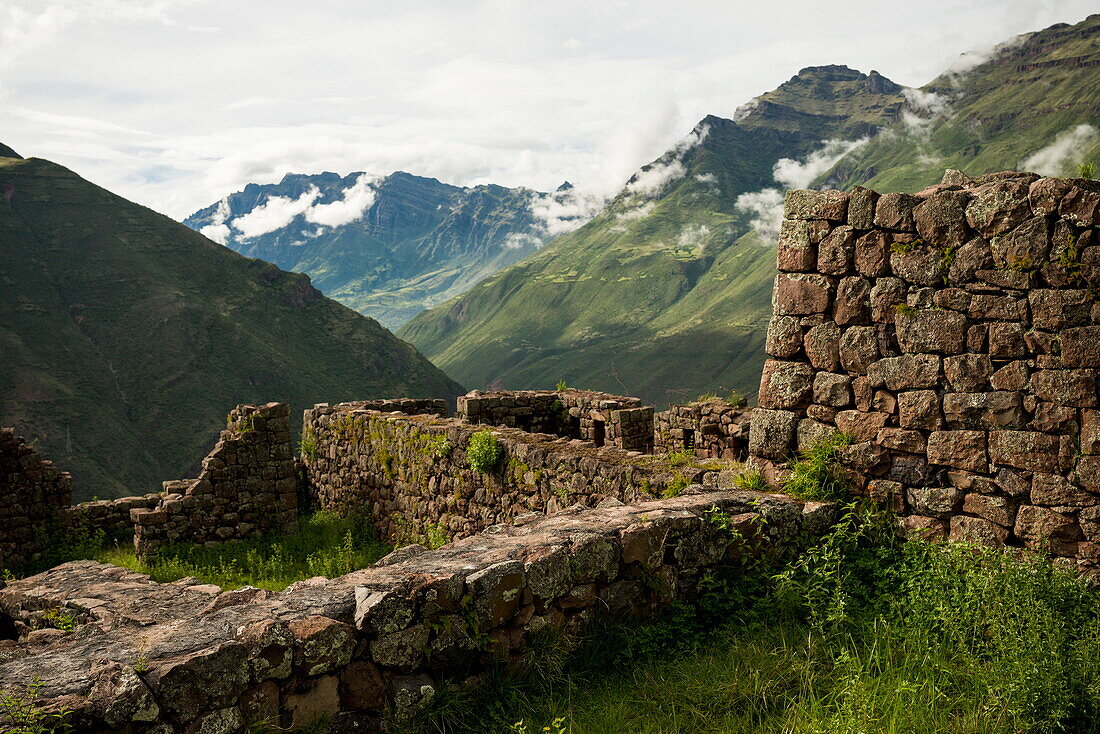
[0,489,835,733]
[132,402,298,560]
[750,170,1100,573]
[0,428,72,571]
[654,398,750,458]
[303,401,736,545]
[458,389,654,452]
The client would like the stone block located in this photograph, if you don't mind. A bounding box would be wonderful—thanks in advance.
[1029,289,1091,330]
[284,676,340,731]
[855,231,890,276]
[895,309,967,354]
[834,276,872,325]
[875,428,925,453]
[948,237,993,284]
[989,430,1060,472]
[898,390,942,430]
[1032,473,1096,507]
[1083,410,1100,454]
[758,360,814,410]
[890,244,942,286]
[907,486,962,519]
[990,361,1030,391]
[944,354,992,391]
[950,515,1009,546]
[942,392,1027,430]
[785,189,848,221]
[748,409,798,460]
[962,492,1016,527]
[834,410,891,442]
[866,354,940,390]
[848,186,877,229]
[818,225,856,275]
[869,277,907,323]
[803,323,841,371]
[1061,327,1100,368]
[965,180,1031,237]
[1028,177,1072,216]
[987,322,1028,359]
[914,190,971,248]
[905,515,947,541]
[874,192,920,231]
[775,273,832,315]
[812,372,852,407]
[927,430,988,472]
[776,219,816,272]
[1032,370,1097,408]
[989,217,1050,269]
[765,316,803,359]
[839,326,880,374]
[1015,505,1082,555]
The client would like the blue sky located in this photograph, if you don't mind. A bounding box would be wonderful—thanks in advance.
[1,0,1095,218]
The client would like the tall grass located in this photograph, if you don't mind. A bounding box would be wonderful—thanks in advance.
[411,502,1100,734]
[95,511,389,590]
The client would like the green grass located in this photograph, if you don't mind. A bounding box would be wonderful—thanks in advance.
[411,503,1100,734]
[94,511,390,590]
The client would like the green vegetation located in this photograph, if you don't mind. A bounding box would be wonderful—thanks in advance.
[731,467,768,491]
[0,155,463,501]
[781,432,853,501]
[0,679,72,734]
[1079,161,1097,180]
[400,15,1099,408]
[94,511,389,590]
[893,301,918,317]
[408,501,1100,734]
[467,430,505,473]
[555,380,569,392]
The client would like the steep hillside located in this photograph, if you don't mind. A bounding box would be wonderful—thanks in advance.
[829,13,1100,191]
[399,66,906,405]
[0,154,463,500]
[400,14,1100,407]
[185,172,590,328]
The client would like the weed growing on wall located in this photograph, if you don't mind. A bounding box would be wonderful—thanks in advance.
[0,679,72,734]
[467,430,504,473]
[781,432,853,501]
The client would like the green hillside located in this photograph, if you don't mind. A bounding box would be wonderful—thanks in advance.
[0,154,463,500]
[398,67,906,406]
[400,14,1100,407]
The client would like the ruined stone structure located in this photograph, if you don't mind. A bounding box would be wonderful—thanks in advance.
[0,428,73,571]
[132,402,298,559]
[458,389,654,452]
[750,171,1100,572]
[654,399,750,458]
[303,401,734,545]
[0,489,834,732]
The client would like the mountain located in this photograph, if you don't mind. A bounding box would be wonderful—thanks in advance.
[398,14,1100,407]
[397,66,906,406]
[827,14,1100,191]
[0,152,464,501]
[184,172,595,328]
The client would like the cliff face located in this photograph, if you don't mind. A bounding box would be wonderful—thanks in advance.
[0,155,463,500]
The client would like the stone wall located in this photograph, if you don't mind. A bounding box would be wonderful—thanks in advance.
[302,402,734,545]
[132,402,298,559]
[457,389,654,452]
[0,489,836,733]
[749,170,1100,573]
[654,399,750,458]
[0,428,72,571]
[61,494,162,540]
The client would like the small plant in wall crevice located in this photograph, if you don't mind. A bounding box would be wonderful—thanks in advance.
[467,430,504,473]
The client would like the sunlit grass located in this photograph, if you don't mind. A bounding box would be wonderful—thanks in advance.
[95,511,389,591]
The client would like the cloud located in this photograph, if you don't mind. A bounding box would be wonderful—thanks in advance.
[1022,124,1100,176]
[198,196,230,244]
[231,186,320,239]
[675,223,711,254]
[902,88,950,116]
[735,137,869,241]
[304,173,380,227]
[624,124,710,199]
[528,186,605,239]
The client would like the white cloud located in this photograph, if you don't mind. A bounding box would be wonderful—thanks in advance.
[198,196,230,244]
[231,187,319,239]
[735,137,869,242]
[902,88,950,116]
[3,0,1096,220]
[675,223,711,254]
[624,124,710,199]
[304,173,380,227]
[528,186,605,239]
[1022,124,1100,177]
[615,201,656,222]
[694,173,717,183]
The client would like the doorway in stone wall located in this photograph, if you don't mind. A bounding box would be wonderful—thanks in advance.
[683,428,695,451]
[569,415,581,439]
[593,419,605,447]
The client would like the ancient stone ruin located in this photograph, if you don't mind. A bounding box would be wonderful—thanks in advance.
[3,170,1099,731]
[749,170,1100,574]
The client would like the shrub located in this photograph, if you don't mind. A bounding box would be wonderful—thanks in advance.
[732,467,768,491]
[781,432,853,501]
[1079,160,1097,180]
[467,430,504,473]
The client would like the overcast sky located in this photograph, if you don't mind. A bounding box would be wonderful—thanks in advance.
[1,0,1094,219]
